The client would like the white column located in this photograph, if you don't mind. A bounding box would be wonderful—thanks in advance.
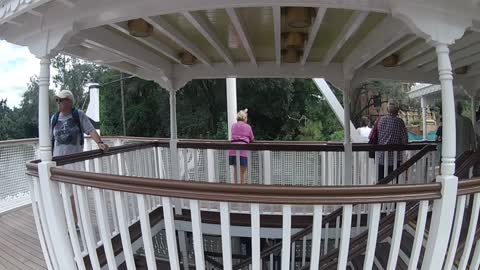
[343,81,353,185]
[37,57,76,269]
[437,44,456,176]
[169,88,183,217]
[39,58,52,162]
[421,96,427,141]
[169,88,179,179]
[226,78,237,140]
[421,43,458,270]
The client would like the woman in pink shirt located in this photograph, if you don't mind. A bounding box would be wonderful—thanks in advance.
[229,109,254,184]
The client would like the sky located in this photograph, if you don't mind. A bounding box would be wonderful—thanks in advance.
[0,40,57,109]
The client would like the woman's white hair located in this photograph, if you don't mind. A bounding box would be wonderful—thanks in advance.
[237,109,248,121]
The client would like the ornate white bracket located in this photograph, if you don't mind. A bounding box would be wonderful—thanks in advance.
[391,1,471,45]
[20,23,78,58]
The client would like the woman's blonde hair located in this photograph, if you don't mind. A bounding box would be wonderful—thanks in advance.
[237,109,248,121]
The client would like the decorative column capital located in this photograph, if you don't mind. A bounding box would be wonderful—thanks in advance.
[391,2,471,45]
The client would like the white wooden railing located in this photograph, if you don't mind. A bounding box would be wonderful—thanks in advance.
[25,138,480,270]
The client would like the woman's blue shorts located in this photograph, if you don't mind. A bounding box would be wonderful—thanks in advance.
[229,156,248,166]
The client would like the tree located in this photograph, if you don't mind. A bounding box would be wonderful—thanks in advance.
[350,80,418,126]
[52,55,108,108]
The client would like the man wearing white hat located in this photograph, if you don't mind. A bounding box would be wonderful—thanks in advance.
[51,90,109,157]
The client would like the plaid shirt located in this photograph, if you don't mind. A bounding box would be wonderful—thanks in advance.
[377,115,408,165]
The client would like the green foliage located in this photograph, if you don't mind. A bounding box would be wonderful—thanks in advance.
[351,80,418,126]
[2,54,367,142]
[52,55,108,108]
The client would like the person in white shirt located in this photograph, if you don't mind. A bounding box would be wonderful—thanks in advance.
[357,116,372,142]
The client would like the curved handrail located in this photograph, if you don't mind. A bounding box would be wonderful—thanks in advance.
[0,138,38,146]
[458,177,480,195]
[26,140,436,168]
[49,168,441,205]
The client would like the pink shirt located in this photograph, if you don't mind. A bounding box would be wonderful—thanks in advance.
[229,121,254,157]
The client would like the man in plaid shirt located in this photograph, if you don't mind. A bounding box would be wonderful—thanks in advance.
[377,101,408,180]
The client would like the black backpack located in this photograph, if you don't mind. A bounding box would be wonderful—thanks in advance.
[51,108,84,151]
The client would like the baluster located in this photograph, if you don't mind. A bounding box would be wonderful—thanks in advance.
[321,152,326,186]
[269,253,274,270]
[337,205,353,270]
[225,150,231,184]
[335,216,340,248]
[31,179,57,270]
[290,242,295,270]
[193,149,199,181]
[470,239,480,270]
[115,192,136,269]
[220,202,233,270]
[251,204,261,270]
[207,149,216,183]
[137,194,157,270]
[190,199,205,269]
[162,197,180,270]
[281,205,292,270]
[408,200,428,270]
[309,205,323,270]
[302,236,307,267]
[356,205,361,236]
[444,196,466,270]
[263,151,272,185]
[236,150,241,184]
[386,202,406,270]
[363,203,381,270]
[247,151,252,184]
[153,146,160,179]
[458,193,480,270]
[280,152,286,185]
[93,187,116,270]
[324,222,329,255]
[109,157,120,234]
[76,185,101,269]
[183,149,189,180]
[73,163,88,249]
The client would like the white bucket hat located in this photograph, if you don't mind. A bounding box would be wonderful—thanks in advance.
[55,90,75,103]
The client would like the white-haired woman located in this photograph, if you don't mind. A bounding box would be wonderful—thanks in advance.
[229,109,254,184]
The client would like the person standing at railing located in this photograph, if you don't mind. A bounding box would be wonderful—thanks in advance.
[376,101,408,180]
[357,116,372,142]
[229,109,254,184]
[51,90,109,228]
[51,90,109,156]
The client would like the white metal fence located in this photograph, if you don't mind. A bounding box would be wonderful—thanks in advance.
[0,139,37,213]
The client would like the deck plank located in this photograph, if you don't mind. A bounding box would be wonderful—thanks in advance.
[0,205,47,270]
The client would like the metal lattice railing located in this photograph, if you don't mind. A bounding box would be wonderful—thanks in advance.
[0,139,37,213]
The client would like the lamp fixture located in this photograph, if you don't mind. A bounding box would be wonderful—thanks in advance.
[286,7,313,28]
[454,66,469,75]
[381,54,399,67]
[179,51,196,65]
[127,19,153,38]
[282,48,300,63]
[284,32,306,49]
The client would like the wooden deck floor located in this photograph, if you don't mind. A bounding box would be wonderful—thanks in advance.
[0,205,47,270]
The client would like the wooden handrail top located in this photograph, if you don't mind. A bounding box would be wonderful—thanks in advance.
[25,140,436,168]
[458,177,480,195]
[48,167,441,204]
[0,138,39,146]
